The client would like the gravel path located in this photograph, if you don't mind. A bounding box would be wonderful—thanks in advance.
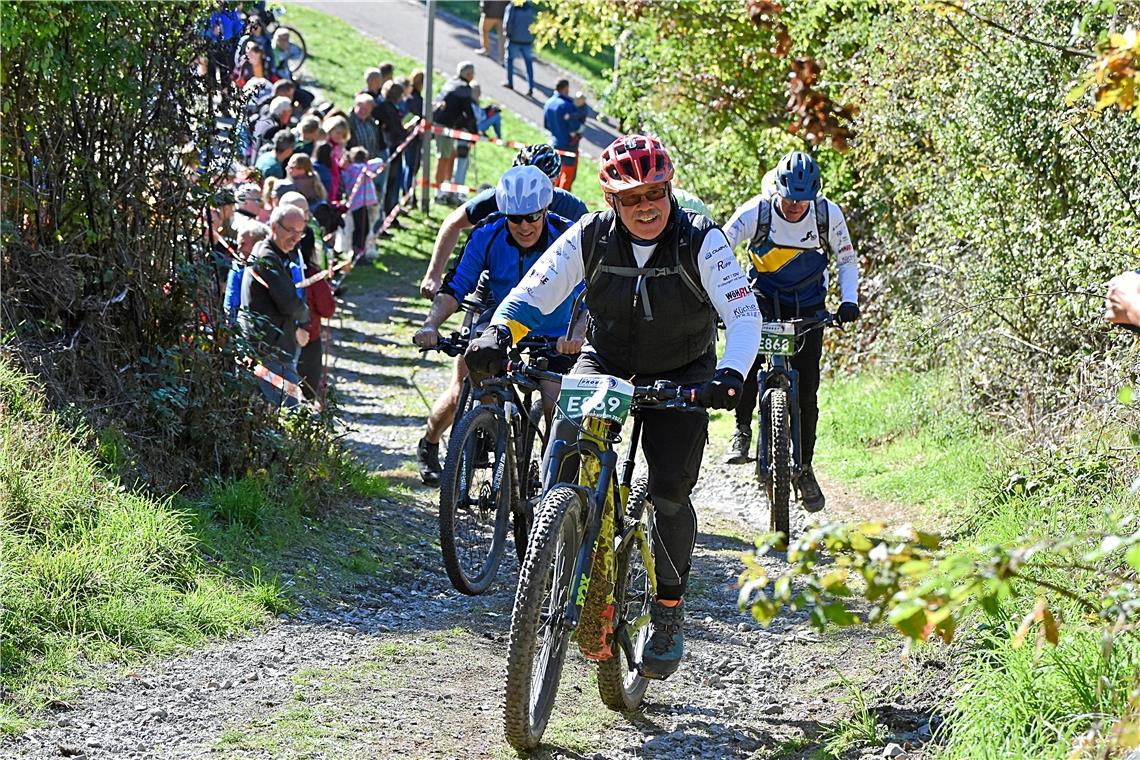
[3,228,942,760]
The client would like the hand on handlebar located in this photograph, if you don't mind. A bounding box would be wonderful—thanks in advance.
[413,325,440,348]
[836,302,860,324]
[465,325,512,374]
[556,336,584,355]
[697,368,744,410]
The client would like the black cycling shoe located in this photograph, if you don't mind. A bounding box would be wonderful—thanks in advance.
[417,437,442,485]
[796,465,826,512]
[641,599,684,680]
[724,425,752,465]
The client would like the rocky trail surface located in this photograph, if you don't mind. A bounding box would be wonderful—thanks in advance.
[4,220,943,760]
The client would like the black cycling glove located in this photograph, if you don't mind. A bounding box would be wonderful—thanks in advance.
[837,301,860,324]
[464,325,512,374]
[698,368,744,410]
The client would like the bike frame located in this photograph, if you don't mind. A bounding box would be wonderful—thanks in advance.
[545,411,656,669]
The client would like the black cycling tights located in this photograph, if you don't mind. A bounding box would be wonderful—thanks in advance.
[735,326,823,465]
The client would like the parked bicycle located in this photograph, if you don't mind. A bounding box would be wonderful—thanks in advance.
[436,338,561,596]
[754,310,835,550]
[251,4,307,74]
[501,362,704,750]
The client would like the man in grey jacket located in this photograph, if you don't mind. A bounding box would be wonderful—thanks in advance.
[239,204,311,408]
[503,0,536,96]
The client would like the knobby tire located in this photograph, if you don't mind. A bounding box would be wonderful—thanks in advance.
[438,405,510,595]
[768,388,792,550]
[503,486,583,750]
[597,477,652,711]
[513,399,548,564]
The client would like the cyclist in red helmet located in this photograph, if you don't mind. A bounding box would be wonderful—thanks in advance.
[466,134,762,680]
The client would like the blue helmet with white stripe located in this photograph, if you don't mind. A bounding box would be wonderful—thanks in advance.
[495,165,553,216]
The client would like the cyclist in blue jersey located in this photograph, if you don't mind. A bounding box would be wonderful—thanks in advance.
[413,165,587,484]
[420,144,588,300]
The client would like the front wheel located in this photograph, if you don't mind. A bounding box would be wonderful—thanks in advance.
[438,404,510,595]
[766,388,792,550]
[504,486,584,750]
[597,478,652,711]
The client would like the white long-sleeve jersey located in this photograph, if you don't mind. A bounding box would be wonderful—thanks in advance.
[723,193,859,305]
[492,219,762,378]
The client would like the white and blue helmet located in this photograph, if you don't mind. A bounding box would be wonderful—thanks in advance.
[495,165,553,216]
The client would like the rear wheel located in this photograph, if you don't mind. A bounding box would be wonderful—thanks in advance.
[513,399,549,563]
[438,405,510,595]
[504,486,583,750]
[597,478,652,711]
[767,388,792,551]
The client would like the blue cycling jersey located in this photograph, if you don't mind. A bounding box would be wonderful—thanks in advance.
[442,212,583,338]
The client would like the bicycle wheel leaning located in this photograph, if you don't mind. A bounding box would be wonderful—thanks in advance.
[597,477,652,711]
[438,404,511,595]
[767,386,792,550]
[512,399,549,563]
[280,25,307,74]
[504,486,584,750]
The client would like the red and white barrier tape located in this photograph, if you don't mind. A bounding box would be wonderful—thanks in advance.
[428,124,585,160]
[252,362,304,402]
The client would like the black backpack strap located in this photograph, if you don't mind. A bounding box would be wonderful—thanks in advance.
[750,197,772,249]
[814,197,830,254]
[581,213,606,291]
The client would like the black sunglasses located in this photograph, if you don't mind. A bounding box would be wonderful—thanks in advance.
[506,209,546,224]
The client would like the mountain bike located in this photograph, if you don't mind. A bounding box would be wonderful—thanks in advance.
[754,310,834,551]
[436,338,560,596]
[257,5,307,74]
[502,363,703,750]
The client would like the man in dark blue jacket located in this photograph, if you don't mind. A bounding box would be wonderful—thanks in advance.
[503,0,537,96]
[543,79,589,190]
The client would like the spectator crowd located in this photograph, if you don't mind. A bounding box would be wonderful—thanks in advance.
[200,2,430,409]
[197,1,598,413]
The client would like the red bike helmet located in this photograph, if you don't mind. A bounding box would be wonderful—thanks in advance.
[598,134,675,194]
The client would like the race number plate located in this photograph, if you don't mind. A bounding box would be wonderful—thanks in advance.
[557,375,635,425]
[759,321,796,356]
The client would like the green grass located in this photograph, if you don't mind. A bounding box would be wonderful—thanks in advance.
[813,370,995,514]
[0,363,278,732]
[934,467,1140,760]
[283,3,607,211]
[815,671,886,758]
[0,361,402,735]
[435,1,615,95]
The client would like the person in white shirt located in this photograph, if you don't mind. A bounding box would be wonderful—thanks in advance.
[465,135,761,680]
[721,150,861,511]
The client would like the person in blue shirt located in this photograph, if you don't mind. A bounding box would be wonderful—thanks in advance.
[420,144,588,299]
[543,79,589,190]
[224,221,272,325]
[412,166,586,484]
[502,0,537,96]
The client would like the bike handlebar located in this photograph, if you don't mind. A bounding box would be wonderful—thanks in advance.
[503,361,704,409]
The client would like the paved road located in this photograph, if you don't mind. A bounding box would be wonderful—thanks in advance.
[303,0,620,158]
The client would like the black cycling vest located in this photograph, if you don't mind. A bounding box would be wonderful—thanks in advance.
[581,208,718,377]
